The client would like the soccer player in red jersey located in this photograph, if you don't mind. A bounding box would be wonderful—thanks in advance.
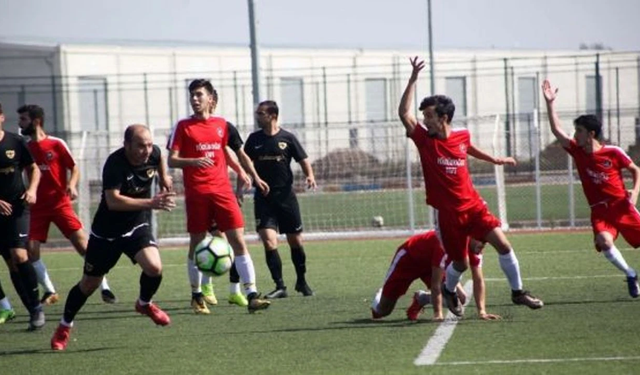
[168,79,270,314]
[371,231,501,321]
[398,57,543,316]
[543,80,640,297]
[17,105,117,305]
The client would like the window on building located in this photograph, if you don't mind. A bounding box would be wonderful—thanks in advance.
[585,75,602,114]
[78,76,108,131]
[280,77,305,128]
[445,76,467,119]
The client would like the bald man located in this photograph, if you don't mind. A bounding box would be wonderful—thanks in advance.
[51,125,175,351]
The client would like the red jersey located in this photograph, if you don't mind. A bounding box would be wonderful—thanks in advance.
[168,116,231,194]
[565,140,632,206]
[27,136,75,209]
[399,230,445,267]
[410,125,482,211]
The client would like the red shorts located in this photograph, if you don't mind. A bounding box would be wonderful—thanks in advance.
[185,189,244,233]
[30,200,83,242]
[381,248,445,301]
[436,201,501,262]
[591,199,640,249]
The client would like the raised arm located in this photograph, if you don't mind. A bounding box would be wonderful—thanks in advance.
[625,161,640,206]
[398,57,425,136]
[467,145,517,166]
[542,79,572,148]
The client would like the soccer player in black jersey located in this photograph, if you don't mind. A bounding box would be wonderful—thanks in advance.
[244,100,316,298]
[0,101,45,330]
[51,124,175,351]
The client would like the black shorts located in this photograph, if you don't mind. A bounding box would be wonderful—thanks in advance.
[254,188,303,234]
[83,226,157,277]
[0,203,30,256]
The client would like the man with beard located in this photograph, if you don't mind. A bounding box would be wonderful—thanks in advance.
[17,105,117,306]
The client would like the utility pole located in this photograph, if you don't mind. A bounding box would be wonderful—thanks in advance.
[427,0,435,95]
[248,0,261,127]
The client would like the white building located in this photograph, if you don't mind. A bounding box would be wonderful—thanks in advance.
[0,41,639,162]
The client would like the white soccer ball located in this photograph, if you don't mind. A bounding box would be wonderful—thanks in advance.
[194,236,234,276]
[371,215,384,228]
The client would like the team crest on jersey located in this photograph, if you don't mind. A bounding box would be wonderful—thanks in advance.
[278,142,287,150]
[459,144,467,153]
[601,160,612,169]
[217,127,224,138]
[46,151,54,160]
[5,150,15,159]
[146,168,156,178]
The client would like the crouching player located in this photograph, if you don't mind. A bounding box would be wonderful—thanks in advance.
[371,230,501,321]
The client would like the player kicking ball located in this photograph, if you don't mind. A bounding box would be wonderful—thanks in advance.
[371,231,500,321]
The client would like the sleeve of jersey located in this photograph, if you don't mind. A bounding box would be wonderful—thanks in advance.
[617,148,633,168]
[167,122,183,151]
[564,139,577,155]
[102,157,123,191]
[243,134,255,160]
[57,139,77,168]
[409,123,427,147]
[18,138,35,168]
[226,122,243,152]
[290,134,308,162]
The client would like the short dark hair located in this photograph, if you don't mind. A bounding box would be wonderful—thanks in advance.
[17,104,45,126]
[188,79,218,102]
[574,114,602,139]
[0,102,3,115]
[418,95,455,123]
[258,100,279,118]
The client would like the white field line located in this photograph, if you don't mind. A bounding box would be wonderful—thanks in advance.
[434,356,640,366]
[414,280,474,366]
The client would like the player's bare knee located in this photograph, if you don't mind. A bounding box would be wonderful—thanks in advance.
[286,233,303,248]
[27,241,41,261]
[143,264,162,277]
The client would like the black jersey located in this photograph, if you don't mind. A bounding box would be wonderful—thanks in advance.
[244,128,307,189]
[91,145,161,238]
[226,122,244,152]
[0,131,34,203]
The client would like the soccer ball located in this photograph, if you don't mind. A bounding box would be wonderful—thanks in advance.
[194,236,235,276]
[371,215,384,228]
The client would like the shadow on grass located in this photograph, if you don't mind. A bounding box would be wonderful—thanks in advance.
[0,346,119,357]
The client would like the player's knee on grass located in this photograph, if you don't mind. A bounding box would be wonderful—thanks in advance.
[376,296,397,317]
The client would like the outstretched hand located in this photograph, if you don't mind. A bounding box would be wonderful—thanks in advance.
[151,191,176,211]
[542,79,558,103]
[495,157,517,166]
[409,56,425,80]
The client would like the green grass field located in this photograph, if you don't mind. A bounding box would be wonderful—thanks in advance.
[2,231,640,374]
